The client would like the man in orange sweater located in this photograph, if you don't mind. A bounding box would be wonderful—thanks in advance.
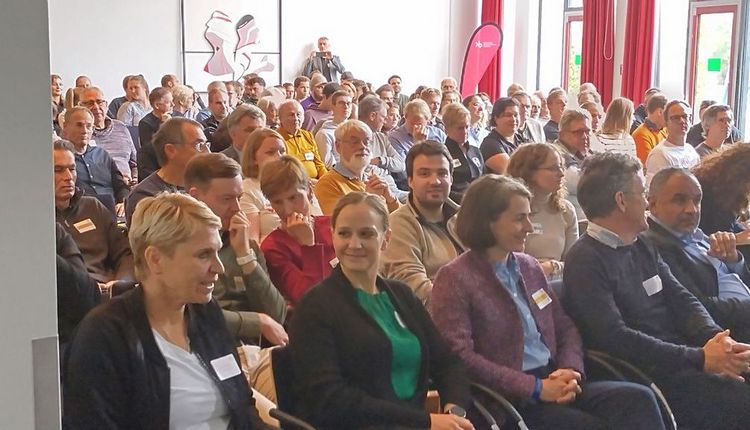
[632,93,668,164]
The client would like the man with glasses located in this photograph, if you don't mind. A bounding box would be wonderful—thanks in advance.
[314,90,352,167]
[645,100,700,186]
[553,108,593,221]
[80,87,138,184]
[314,120,401,214]
[125,117,210,227]
[512,91,546,143]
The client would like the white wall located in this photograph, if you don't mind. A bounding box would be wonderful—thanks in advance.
[654,0,690,100]
[1,0,60,427]
[49,0,477,100]
[537,0,566,93]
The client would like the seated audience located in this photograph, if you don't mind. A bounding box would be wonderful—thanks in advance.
[256,97,280,129]
[63,107,129,216]
[56,221,101,347]
[240,128,287,243]
[300,74,325,110]
[243,76,265,105]
[552,108,593,221]
[185,153,287,345]
[694,144,750,235]
[695,104,734,158]
[196,81,227,122]
[126,117,209,226]
[302,82,338,132]
[80,86,137,183]
[138,87,175,181]
[630,87,661,133]
[632,93,668,164]
[376,84,395,106]
[224,80,241,107]
[512,91,546,143]
[381,141,463,305]
[222,104,266,163]
[530,92,543,120]
[64,192,269,429]
[383,103,401,133]
[534,89,550,122]
[420,87,444,131]
[442,103,483,202]
[645,100,700,185]
[314,120,401,215]
[563,152,750,430]
[687,99,742,147]
[358,95,405,175]
[441,90,461,112]
[462,94,489,148]
[441,76,459,93]
[480,97,521,175]
[116,75,151,126]
[507,82,525,97]
[54,140,134,286]
[314,89,352,167]
[579,101,605,153]
[431,175,665,430]
[160,74,179,89]
[389,74,410,113]
[543,89,567,141]
[277,100,328,180]
[508,143,578,281]
[201,88,231,150]
[51,74,65,132]
[596,97,637,158]
[289,192,474,430]
[645,168,750,342]
[172,84,200,121]
[259,156,335,304]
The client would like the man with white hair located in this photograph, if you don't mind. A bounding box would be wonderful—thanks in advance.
[277,99,327,180]
[695,104,736,158]
[314,120,401,214]
[440,77,458,94]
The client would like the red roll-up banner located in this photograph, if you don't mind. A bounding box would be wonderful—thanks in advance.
[460,23,503,96]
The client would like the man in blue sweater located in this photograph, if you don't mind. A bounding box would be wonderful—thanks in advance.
[563,152,750,430]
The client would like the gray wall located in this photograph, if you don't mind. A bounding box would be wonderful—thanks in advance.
[0,0,61,427]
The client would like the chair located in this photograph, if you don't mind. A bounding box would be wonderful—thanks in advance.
[470,382,529,430]
[269,346,316,430]
[585,350,678,430]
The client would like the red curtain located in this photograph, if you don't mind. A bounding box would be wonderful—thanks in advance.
[620,0,656,105]
[478,0,502,101]
[581,0,615,107]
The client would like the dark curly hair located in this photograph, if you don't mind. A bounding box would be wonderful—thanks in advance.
[693,143,750,217]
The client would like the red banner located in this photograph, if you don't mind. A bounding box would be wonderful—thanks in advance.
[460,23,503,96]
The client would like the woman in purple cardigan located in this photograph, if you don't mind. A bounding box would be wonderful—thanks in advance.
[430,175,665,430]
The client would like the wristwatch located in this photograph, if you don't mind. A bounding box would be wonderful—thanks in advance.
[446,405,467,418]
[236,249,257,266]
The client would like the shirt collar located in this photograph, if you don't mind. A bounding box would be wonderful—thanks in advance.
[333,163,366,181]
[586,222,632,249]
[649,214,705,244]
[492,252,518,273]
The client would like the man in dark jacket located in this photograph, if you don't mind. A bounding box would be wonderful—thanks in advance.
[645,167,750,342]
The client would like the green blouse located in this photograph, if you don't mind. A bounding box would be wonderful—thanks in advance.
[355,289,422,400]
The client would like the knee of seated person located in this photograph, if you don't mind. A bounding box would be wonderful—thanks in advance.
[606,381,658,406]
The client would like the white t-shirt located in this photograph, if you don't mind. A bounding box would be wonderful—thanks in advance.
[645,139,700,185]
[152,330,230,430]
[596,132,637,158]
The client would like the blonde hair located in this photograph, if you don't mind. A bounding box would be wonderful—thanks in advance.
[441,103,471,129]
[129,192,221,280]
[601,97,634,136]
[403,99,431,121]
[259,155,310,200]
[171,84,194,107]
[241,128,285,178]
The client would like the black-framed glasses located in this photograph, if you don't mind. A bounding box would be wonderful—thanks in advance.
[80,99,107,108]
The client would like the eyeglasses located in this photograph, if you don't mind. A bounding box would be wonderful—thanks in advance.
[537,164,564,173]
[180,140,211,151]
[80,99,107,108]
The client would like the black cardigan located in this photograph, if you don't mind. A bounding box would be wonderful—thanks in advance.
[63,286,268,429]
[288,267,470,429]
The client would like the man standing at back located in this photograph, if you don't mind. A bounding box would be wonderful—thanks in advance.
[302,36,345,82]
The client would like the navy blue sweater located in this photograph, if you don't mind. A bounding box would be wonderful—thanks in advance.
[562,233,721,378]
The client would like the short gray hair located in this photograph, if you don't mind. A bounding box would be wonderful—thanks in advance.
[578,152,642,219]
[334,119,372,141]
[701,104,732,134]
[358,95,385,119]
[559,108,591,132]
[226,104,266,130]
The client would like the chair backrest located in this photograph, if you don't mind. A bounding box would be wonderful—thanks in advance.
[271,345,296,413]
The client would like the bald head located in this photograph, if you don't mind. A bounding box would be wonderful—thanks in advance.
[648,168,702,235]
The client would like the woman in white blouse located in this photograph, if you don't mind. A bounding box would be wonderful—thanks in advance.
[597,97,637,158]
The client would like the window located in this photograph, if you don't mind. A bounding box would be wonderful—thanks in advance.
[563,14,583,94]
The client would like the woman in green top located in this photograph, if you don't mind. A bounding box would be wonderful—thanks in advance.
[288,192,474,429]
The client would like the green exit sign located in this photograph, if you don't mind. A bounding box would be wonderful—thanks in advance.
[707,58,722,72]
[575,54,581,65]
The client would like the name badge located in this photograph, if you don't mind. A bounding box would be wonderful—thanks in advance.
[472,157,482,167]
[74,218,96,234]
[531,289,552,310]
[394,311,407,329]
[304,151,315,161]
[210,354,242,381]
[329,257,339,268]
[452,158,462,168]
[531,223,544,234]
[643,275,662,296]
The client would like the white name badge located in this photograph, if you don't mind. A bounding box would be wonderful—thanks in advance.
[304,151,315,161]
[472,157,482,167]
[531,289,552,310]
[642,275,663,296]
[329,257,339,268]
[73,218,96,234]
[531,223,544,235]
[394,311,407,329]
[210,354,242,381]
[452,158,462,168]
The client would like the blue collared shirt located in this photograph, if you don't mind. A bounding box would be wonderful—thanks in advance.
[494,254,551,371]
[650,215,750,299]
[388,125,446,158]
